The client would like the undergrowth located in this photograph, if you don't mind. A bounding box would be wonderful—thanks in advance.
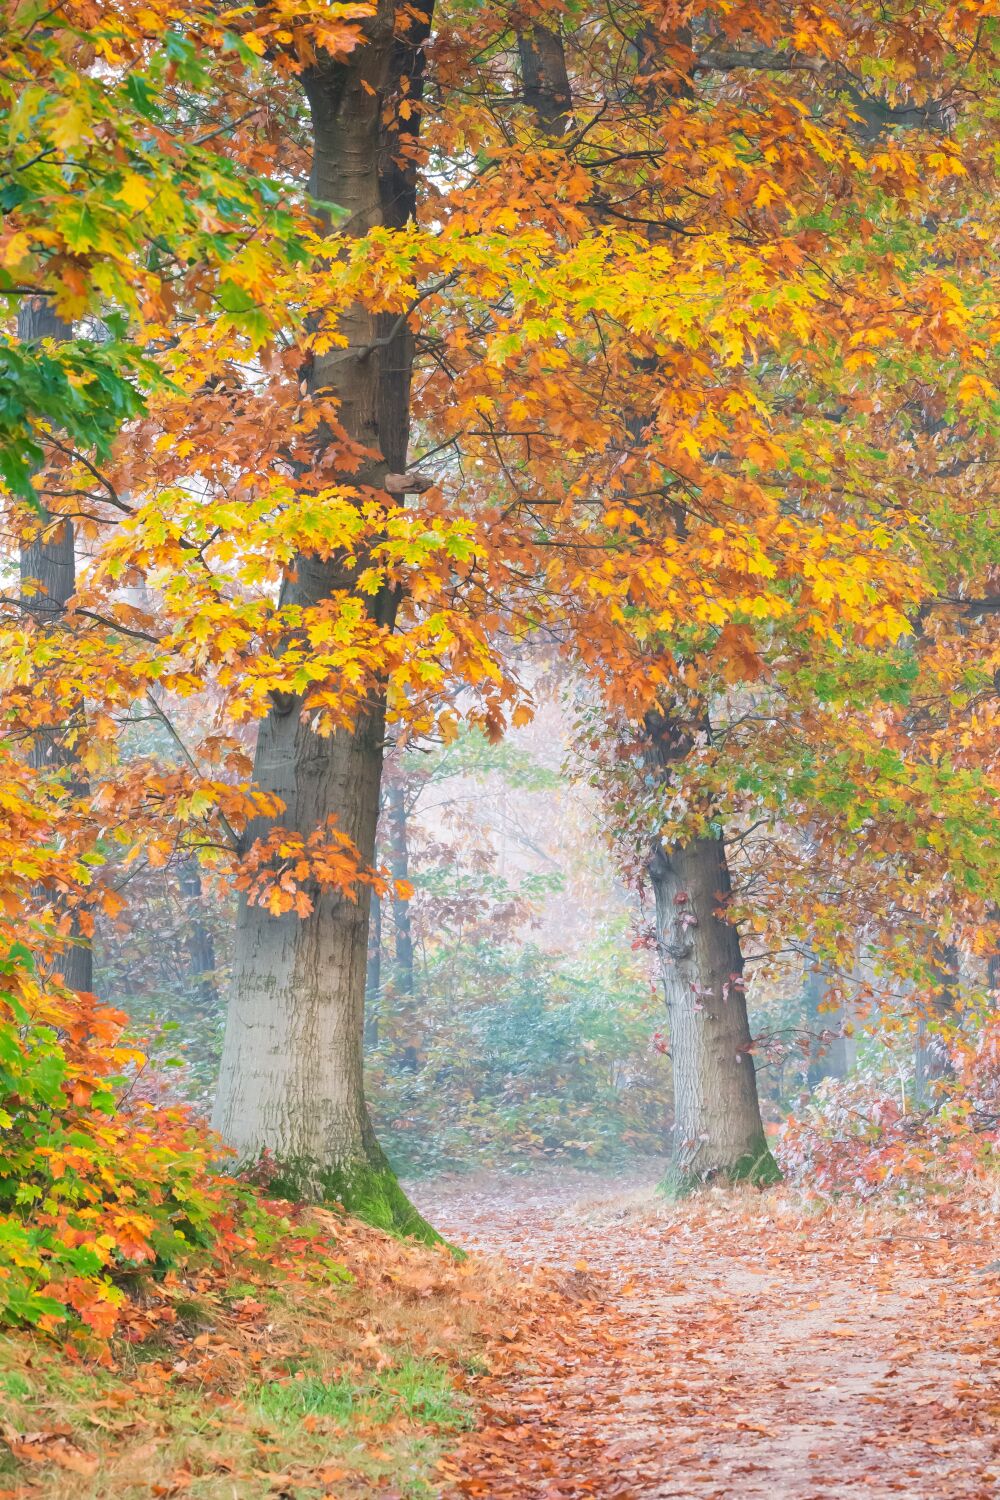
[0,935,505,1495]
[0,1205,506,1497]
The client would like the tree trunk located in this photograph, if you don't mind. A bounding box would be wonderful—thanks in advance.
[387,781,414,996]
[650,832,777,1187]
[804,958,849,1088]
[214,703,391,1183]
[365,889,382,1045]
[914,939,958,1105]
[517,23,571,135]
[17,296,93,997]
[987,909,1000,994]
[211,6,436,1238]
[177,860,217,1011]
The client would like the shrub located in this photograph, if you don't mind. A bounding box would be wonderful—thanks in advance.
[367,928,671,1174]
[777,1064,1000,1197]
[0,934,255,1338]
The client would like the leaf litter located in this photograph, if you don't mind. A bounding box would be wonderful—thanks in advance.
[4,1172,1000,1497]
[417,1169,1000,1499]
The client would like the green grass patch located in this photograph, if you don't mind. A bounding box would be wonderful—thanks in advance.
[254,1354,473,1431]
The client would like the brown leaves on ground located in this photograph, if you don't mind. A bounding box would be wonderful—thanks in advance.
[2,1428,98,1476]
[417,1170,1000,1500]
[7,1173,1000,1497]
[0,1202,532,1499]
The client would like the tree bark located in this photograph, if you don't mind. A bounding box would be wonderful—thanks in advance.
[211,6,436,1235]
[650,832,776,1185]
[387,781,414,995]
[517,23,572,135]
[177,860,218,1011]
[17,297,93,996]
[214,701,389,1182]
[914,939,958,1104]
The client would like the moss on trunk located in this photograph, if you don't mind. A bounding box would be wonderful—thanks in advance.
[264,1152,442,1247]
[659,1136,781,1198]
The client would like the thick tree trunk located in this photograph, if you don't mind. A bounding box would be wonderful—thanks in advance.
[211,7,436,1237]
[214,703,388,1182]
[517,24,571,135]
[18,297,92,996]
[651,832,777,1186]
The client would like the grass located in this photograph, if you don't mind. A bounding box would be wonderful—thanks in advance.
[0,1208,500,1499]
[0,1332,466,1499]
[255,1355,473,1431]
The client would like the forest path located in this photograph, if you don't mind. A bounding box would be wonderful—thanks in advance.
[413,1171,1000,1499]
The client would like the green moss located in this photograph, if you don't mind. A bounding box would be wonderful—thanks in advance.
[659,1138,782,1198]
[727,1144,782,1186]
[322,1162,443,1247]
[264,1154,445,1248]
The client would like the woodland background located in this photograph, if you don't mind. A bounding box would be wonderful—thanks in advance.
[3,0,1000,1494]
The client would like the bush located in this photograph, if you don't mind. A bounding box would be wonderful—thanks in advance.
[367,928,671,1174]
[777,1064,1000,1197]
[0,934,256,1338]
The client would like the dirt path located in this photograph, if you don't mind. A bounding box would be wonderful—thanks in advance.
[413,1172,1000,1499]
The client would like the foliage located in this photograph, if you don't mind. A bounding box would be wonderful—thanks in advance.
[0,337,151,501]
[2,0,1000,1361]
[0,934,271,1337]
[8,0,999,939]
[0,1194,521,1498]
[1,0,316,493]
[368,929,671,1174]
[777,1066,1000,1198]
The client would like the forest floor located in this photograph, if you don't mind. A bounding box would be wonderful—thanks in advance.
[0,1203,523,1500]
[4,1170,1000,1497]
[415,1168,1000,1500]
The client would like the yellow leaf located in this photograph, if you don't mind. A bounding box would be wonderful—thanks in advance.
[116,173,154,212]
[49,100,90,151]
[1,232,31,270]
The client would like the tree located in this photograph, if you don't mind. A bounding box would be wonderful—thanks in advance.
[6,0,1000,1224]
[177,859,219,1015]
[1,0,323,974]
[641,716,776,1183]
[497,1,999,1184]
[208,5,443,1229]
[803,960,852,1090]
[16,296,93,997]
[386,781,416,998]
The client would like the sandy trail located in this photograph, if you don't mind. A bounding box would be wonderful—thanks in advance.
[413,1171,1000,1499]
